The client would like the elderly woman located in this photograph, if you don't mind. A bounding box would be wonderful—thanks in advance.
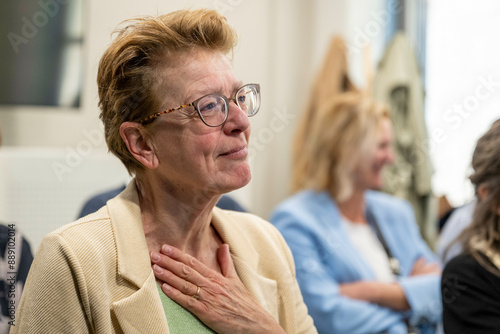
[271,92,442,334]
[441,119,500,333]
[12,9,316,334]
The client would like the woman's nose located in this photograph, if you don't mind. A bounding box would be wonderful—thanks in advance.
[223,101,251,134]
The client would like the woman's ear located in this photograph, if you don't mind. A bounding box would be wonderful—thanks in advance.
[477,183,489,201]
[120,122,159,170]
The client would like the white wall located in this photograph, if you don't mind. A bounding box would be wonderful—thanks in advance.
[0,0,386,249]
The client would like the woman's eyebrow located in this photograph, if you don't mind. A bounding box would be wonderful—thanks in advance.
[186,81,245,101]
[211,82,244,96]
[233,81,244,91]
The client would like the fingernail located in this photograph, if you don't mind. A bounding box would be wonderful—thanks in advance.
[153,264,163,274]
[162,283,172,293]
[162,245,172,254]
[151,252,160,262]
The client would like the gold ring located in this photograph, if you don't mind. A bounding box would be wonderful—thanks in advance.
[192,286,201,300]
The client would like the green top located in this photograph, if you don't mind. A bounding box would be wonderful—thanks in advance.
[156,284,216,334]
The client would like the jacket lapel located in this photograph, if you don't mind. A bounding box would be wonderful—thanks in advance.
[107,181,170,333]
[111,271,170,333]
[211,209,280,322]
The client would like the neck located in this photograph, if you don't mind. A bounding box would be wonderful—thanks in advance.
[135,174,223,265]
[337,188,367,223]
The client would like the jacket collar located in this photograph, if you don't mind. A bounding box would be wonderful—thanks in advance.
[106,181,170,332]
[209,209,279,321]
[211,208,258,266]
[107,180,151,288]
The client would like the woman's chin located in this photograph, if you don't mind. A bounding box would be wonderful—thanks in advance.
[371,179,384,191]
[212,165,251,193]
[366,175,384,191]
[228,166,252,190]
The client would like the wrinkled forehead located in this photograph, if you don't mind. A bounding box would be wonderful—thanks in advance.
[151,49,237,105]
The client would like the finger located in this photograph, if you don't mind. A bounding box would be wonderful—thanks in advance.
[415,257,426,267]
[411,257,425,271]
[159,244,215,277]
[428,261,441,268]
[217,244,237,278]
[410,258,422,275]
[160,282,204,314]
[419,259,440,270]
[426,263,442,273]
[153,264,200,297]
[151,250,205,285]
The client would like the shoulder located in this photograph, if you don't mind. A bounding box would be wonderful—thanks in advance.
[366,191,416,226]
[442,253,500,303]
[26,207,117,292]
[54,206,111,236]
[269,192,341,255]
[270,190,334,227]
[39,206,114,258]
[442,253,500,310]
[442,254,476,282]
[444,253,500,283]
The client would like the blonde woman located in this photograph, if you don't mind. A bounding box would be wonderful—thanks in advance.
[441,119,500,333]
[271,92,441,334]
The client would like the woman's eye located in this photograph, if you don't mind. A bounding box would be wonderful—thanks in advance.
[237,94,246,104]
[200,102,217,112]
[198,96,222,114]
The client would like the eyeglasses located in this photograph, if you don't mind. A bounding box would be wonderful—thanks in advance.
[139,83,261,127]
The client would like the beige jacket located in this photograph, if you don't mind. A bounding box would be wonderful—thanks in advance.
[11,182,317,333]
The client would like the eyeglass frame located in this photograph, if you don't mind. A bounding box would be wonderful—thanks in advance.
[138,83,260,127]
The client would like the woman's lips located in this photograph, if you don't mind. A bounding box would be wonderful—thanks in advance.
[220,146,248,159]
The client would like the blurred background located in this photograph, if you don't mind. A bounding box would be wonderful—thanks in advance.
[1,0,499,251]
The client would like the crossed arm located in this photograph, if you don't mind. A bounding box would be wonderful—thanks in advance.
[339,257,441,311]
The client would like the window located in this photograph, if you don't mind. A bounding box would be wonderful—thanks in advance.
[0,0,85,108]
[426,0,500,205]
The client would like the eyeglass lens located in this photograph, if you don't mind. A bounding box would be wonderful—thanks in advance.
[196,85,259,127]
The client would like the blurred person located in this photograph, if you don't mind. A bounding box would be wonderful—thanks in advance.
[441,119,500,333]
[12,10,316,333]
[436,200,476,264]
[271,92,442,334]
[0,225,33,334]
[0,126,34,334]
